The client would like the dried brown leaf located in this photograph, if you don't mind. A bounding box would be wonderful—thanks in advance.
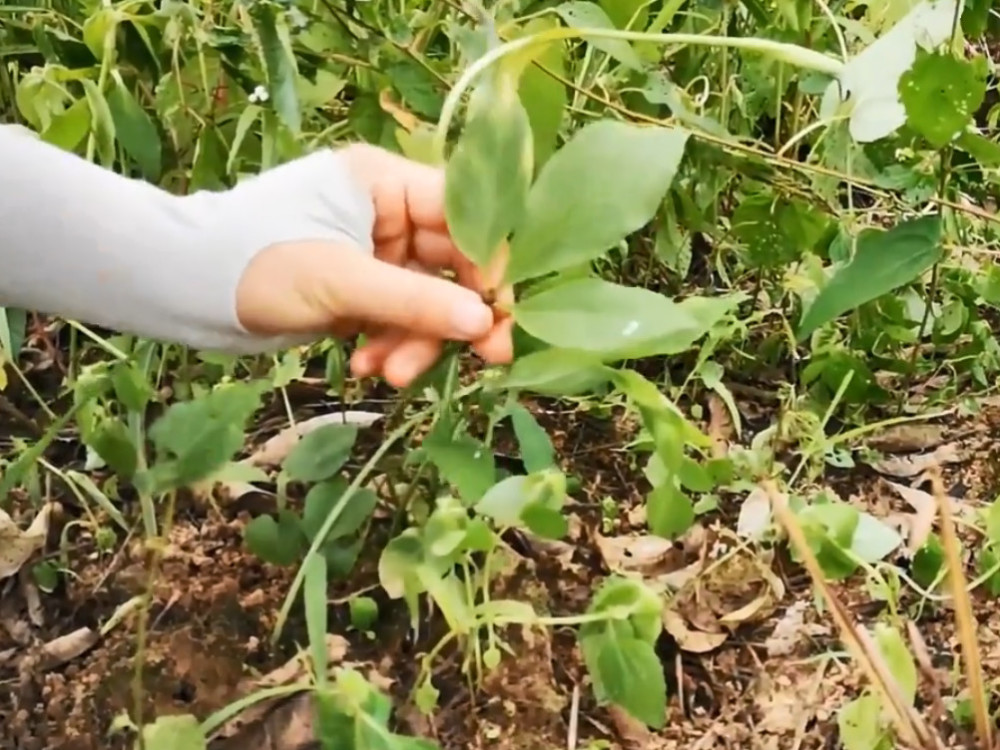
[40,627,99,670]
[869,443,962,478]
[213,635,350,741]
[662,608,728,653]
[866,423,946,453]
[594,533,680,577]
[884,480,962,554]
[707,393,733,458]
[0,503,52,580]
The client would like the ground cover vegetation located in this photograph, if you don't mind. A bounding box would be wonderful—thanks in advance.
[1,0,1000,748]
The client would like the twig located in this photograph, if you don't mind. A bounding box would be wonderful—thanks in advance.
[764,480,938,749]
[929,465,993,750]
[566,684,579,750]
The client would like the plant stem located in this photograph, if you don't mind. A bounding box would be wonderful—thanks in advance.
[433,26,845,157]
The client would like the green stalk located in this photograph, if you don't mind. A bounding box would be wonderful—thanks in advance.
[433,26,845,158]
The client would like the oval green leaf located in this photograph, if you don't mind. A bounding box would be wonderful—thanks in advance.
[796,215,943,341]
[107,72,162,180]
[514,278,735,360]
[506,120,690,283]
[445,66,533,271]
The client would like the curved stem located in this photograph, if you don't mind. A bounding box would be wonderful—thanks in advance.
[433,26,845,158]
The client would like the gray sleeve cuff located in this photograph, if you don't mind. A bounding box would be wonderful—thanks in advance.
[0,127,375,354]
[171,148,377,353]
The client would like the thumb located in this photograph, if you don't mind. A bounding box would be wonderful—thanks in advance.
[330,251,495,341]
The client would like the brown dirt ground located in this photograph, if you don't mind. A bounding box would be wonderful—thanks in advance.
[3,356,1000,750]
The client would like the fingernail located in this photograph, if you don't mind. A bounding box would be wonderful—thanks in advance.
[451,298,493,339]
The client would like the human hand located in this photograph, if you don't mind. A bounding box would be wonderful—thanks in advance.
[235,143,514,387]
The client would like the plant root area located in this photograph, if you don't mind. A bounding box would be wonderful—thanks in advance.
[4,370,1000,750]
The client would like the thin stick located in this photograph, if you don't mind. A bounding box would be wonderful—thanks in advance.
[929,466,993,750]
[764,481,936,749]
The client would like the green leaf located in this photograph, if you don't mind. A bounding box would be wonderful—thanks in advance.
[349,596,379,631]
[796,216,943,340]
[378,531,427,628]
[141,714,207,750]
[962,0,991,36]
[106,71,161,180]
[244,511,305,566]
[147,382,264,491]
[677,457,714,494]
[647,482,694,539]
[445,64,532,272]
[89,417,138,480]
[514,278,735,360]
[599,0,648,29]
[502,348,611,396]
[584,577,663,642]
[250,3,301,134]
[732,189,831,269]
[80,79,116,167]
[110,361,152,413]
[387,59,444,120]
[553,2,644,71]
[189,126,227,192]
[899,50,988,148]
[81,7,117,60]
[509,404,555,473]
[284,424,358,483]
[986,499,1000,547]
[40,97,90,152]
[587,634,666,728]
[507,121,689,282]
[475,470,566,528]
[515,20,567,167]
[521,503,568,539]
[850,513,902,563]
[956,131,1000,167]
[873,623,917,705]
[838,693,889,750]
[423,426,496,505]
[304,553,329,683]
[912,534,944,589]
[302,479,378,542]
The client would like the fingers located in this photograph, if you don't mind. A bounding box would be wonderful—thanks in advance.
[329,251,494,342]
[383,337,443,387]
[472,315,514,364]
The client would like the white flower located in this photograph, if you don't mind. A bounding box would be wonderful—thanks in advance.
[248,84,269,104]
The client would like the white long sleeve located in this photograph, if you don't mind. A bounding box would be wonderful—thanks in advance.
[0,125,375,353]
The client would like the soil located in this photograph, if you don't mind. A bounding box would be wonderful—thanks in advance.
[3,347,1000,750]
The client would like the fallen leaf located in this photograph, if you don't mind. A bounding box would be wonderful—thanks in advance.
[0,504,52,580]
[868,443,962,477]
[707,393,733,458]
[866,423,946,453]
[662,608,728,653]
[378,88,422,131]
[885,480,964,554]
[21,573,43,627]
[764,601,828,656]
[248,412,382,468]
[607,705,669,749]
[213,634,349,740]
[736,487,772,540]
[40,627,99,670]
[190,460,272,505]
[594,533,681,576]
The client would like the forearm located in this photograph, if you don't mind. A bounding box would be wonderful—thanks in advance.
[0,126,374,353]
